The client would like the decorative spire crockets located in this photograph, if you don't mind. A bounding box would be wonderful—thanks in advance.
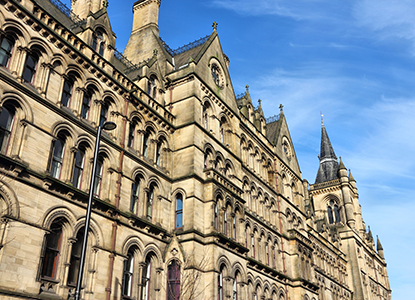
[315,118,339,184]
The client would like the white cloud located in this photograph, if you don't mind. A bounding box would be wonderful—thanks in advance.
[353,0,415,54]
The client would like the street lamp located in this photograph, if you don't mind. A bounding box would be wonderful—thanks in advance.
[74,121,116,300]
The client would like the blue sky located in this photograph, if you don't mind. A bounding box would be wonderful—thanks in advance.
[62,0,414,298]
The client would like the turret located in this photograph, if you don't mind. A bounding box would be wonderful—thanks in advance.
[377,235,385,259]
[72,0,107,19]
[124,0,162,64]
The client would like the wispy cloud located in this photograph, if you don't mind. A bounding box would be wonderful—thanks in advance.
[353,0,415,54]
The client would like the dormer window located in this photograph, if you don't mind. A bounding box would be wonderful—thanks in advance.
[92,30,106,56]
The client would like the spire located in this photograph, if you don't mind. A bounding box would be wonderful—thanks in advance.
[339,157,346,170]
[315,119,339,184]
[349,169,356,182]
[377,235,385,259]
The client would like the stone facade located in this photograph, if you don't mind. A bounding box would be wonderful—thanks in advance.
[0,0,391,300]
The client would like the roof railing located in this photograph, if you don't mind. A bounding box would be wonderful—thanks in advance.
[49,0,84,24]
[266,114,280,124]
[160,35,210,56]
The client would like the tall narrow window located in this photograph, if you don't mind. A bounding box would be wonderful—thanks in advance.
[155,141,162,166]
[203,104,209,129]
[146,184,154,221]
[327,205,334,224]
[99,42,105,56]
[273,246,277,269]
[334,204,341,223]
[266,243,270,265]
[122,250,134,297]
[0,36,14,67]
[130,179,140,215]
[67,228,84,285]
[143,131,150,157]
[93,158,103,197]
[167,260,180,300]
[218,268,223,300]
[99,103,108,127]
[50,135,65,179]
[224,211,227,236]
[0,107,14,154]
[233,274,238,300]
[147,76,157,99]
[141,257,151,300]
[233,216,237,240]
[92,35,98,52]
[128,122,135,148]
[72,146,85,188]
[23,53,38,84]
[214,204,218,230]
[81,91,91,119]
[175,193,183,229]
[251,235,255,258]
[41,221,63,278]
[61,79,73,107]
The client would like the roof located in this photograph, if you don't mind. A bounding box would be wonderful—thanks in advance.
[315,125,339,184]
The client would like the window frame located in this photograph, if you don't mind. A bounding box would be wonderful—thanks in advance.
[22,52,38,84]
[0,35,15,68]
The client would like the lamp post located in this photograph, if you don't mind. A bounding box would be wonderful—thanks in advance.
[74,121,117,300]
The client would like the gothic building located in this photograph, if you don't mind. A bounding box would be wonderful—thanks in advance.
[0,0,391,299]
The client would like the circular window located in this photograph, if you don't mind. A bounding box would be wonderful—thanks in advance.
[282,138,292,159]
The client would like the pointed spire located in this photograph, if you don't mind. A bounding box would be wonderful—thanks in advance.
[367,226,373,242]
[377,235,383,250]
[339,157,346,170]
[315,118,339,184]
[257,99,263,114]
[246,84,250,95]
[349,169,356,182]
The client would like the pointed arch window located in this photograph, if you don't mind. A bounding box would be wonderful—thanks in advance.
[214,204,218,230]
[72,145,85,188]
[128,122,136,148]
[328,200,341,224]
[266,242,270,265]
[0,36,14,67]
[92,31,105,56]
[224,211,228,236]
[99,102,109,127]
[130,177,141,215]
[141,257,151,300]
[41,221,63,278]
[218,266,224,300]
[0,107,14,154]
[81,90,92,119]
[175,193,183,229]
[155,140,162,166]
[251,234,255,258]
[93,157,103,197]
[143,131,150,157]
[23,52,38,84]
[167,260,180,300]
[67,228,84,285]
[122,249,135,297]
[61,78,74,107]
[50,134,66,179]
[147,76,157,99]
[233,215,237,240]
[146,184,155,221]
[233,273,238,300]
[203,102,210,130]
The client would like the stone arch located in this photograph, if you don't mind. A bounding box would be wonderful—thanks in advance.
[27,37,53,57]
[231,261,247,282]
[0,180,19,218]
[143,243,163,269]
[73,216,103,247]
[0,91,34,123]
[122,235,145,258]
[1,18,31,45]
[41,206,76,231]
[217,255,231,276]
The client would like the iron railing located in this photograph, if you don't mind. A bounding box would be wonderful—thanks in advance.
[266,114,280,124]
[160,35,209,56]
[236,92,246,100]
[49,0,84,24]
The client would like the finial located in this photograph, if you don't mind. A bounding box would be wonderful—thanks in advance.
[213,21,218,31]
[153,49,158,56]
[279,104,284,113]
[320,111,324,126]
[258,99,261,105]
[246,84,249,93]
[103,0,109,8]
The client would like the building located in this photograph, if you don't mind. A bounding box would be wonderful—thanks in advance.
[0,0,391,299]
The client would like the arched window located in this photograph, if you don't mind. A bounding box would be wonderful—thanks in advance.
[224,210,228,236]
[233,271,240,300]
[147,76,157,99]
[175,193,183,229]
[167,260,180,300]
[327,206,333,224]
[141,256,151,300]
[233,215,237,240]
[61,78,74,107]
[99,102,109,127]
[146,184,155,221]
[40,220,63,279]
[92,30,105,56]
[72,144,86,188]
[130,177,141,215]
[214,204,218,230]
[0,36,14,67]
[23,52,38,84]
[67,228,84,285]
[0,107,14,154]
[143,130,150,157]
[203,102,210,130]
[50,133,66,179]
[93,157,103,197]
[218,266,224,300]
[220,117,226,143]
[266,242,270,265]
[334,204,341,223]
[122,249,135,298]
[327,200,341,224]
[251,234,255,258]
[155,140,162,166]
[128,122,136,148]
[81,90,92,119]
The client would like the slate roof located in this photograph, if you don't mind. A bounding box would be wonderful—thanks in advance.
[315,125,339,184]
